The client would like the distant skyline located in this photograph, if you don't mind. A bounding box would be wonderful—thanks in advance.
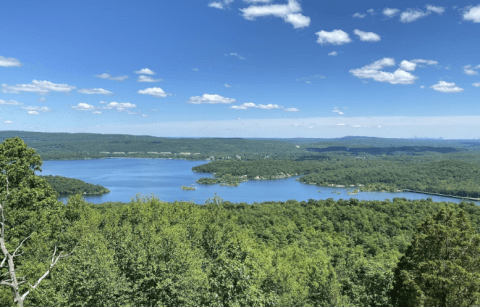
[1,0,479,138]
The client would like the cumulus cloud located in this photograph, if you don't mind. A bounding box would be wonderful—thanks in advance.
[1,80,76,95]
[367,9,375,15]
[352,12,366,18]
[95,73,128,81]
[134,68,155,75]
[337,123,345,126]
[138,87,168,97]
[188,94,236,104]
[400,9,430,22]
[399,60,417,71]
[78,88,114,95]
[349,58,418,85]
[328,51,338,56]
[0,99,22,105]
[353,29,381,42]
[138,75,162,82]
[240,0,311,29]
[284,107,299,112]
[208,0,233,9]
[463,5,480,23]
[22,106,51,114]
[316,29,352,45]
[0,56,22,67]
[228,53,246,60]
[4,121,13,124]
[426,5,445,14]
[383,7,400,17]
[71,103,96,111]
[464,65,479,75]
[243,0,272,3]
[473,82,480,87]
[103,102,137,112]
[230,102,298,111]
[430,81,464,93]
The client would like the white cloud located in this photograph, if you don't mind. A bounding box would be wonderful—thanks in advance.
[463,5,480,22]
[316,29,352,45]
[4,121,13,124]
[78,88,114,95]
[243,0,272,3]
[192,68,199,71]
[95,73,128,81]
[426,5,445,14]
[350,58,418,85]
[383,8,400,17]
[93,111,102,114]
[400,9,430,22]
[284,107,299,112]
[0,56,22,67]
[103,102,137,111]
[284,13,311,28]
[229,53,246,60]
[230,102,286,110]
[430,81,464,93]
[240,0,310,29]
[71,103,96,111]
[138,87,168,97]
[134,68,155,75]
[328,51,338,56]
[22,106,51,114]
[225,84,232,87]
[208,2,225,9]
[332,108,344,115]
[188,94,236,104]
[367,9,375,15]
[464,65,478,75]
[411,59,438,66]
[351,125,362,128]
[2,80,76,94]
[473,82,480,87]
[138,75,162,82]
[337,123,345,126]
[38,97,46,102]
[420,85,425,88]
[353,29,381,42]
[0,99,22,105]
[352,12,366,18]
[399,60,417,71]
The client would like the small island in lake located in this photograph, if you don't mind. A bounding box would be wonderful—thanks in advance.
[181,185,196,190]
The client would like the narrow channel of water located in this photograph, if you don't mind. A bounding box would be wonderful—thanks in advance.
[39,159,479,205]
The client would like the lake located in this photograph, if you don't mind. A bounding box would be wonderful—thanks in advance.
[39,158,479,205]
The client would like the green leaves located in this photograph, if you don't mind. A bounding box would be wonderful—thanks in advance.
[390,208,480,306]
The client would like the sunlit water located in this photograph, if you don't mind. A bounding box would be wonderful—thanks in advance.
[39,158,479,205]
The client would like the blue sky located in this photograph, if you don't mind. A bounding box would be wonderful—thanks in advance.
[1,0,479,138]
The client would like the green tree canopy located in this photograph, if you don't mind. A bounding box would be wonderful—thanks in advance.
[390,208,480,306]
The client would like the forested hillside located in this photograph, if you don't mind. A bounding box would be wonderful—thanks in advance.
[193,159,480,199]
[40,175,110,195]
[1,136,480,306]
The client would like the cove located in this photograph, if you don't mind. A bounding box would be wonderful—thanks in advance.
[39,158,479,205]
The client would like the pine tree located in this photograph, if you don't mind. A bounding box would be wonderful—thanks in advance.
[390,208,480,306]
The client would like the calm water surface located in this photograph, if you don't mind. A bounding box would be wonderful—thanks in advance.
[39,159,479,205]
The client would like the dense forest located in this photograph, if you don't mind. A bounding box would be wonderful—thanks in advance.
[39,175,110,195]
[193,159,480,199]
[2,136,480,305]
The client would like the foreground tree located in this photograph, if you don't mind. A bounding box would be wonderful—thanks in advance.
[0,137,74,307]
[389,208,480,306]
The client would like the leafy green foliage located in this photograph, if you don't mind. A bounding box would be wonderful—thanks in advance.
[390,208,480,306]
[40,175,110,195]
